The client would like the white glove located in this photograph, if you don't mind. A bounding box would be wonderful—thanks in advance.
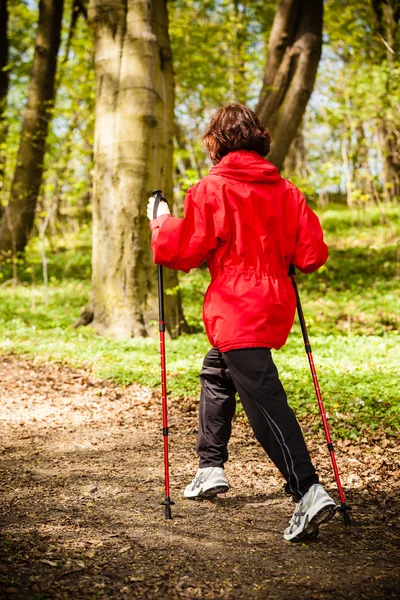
[147,196,170,221]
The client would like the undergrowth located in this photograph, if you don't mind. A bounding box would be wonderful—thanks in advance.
[0,205,399,439]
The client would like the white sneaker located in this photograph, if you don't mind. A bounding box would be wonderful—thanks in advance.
[284,483,336,542]
[184,467,229,499]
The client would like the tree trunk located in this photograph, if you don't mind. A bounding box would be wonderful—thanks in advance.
[372,0,399,64]
[283,127,308,180]
[378,121,400,200]
[0,0,64,256]
[0,0,9,215]
[87,0,187,339]
[0,0,8,128]
[341,138,353,211]
[256,0,323,171]
[372,0,400,200]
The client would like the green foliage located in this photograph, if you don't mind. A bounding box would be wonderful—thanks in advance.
[170,0,274,111]
[3,0,398,221]
[0,205,399,439]
[298,0,400,199]
[169,0,275,201]
[7,0,38,84]
[44,1,95,223]
[1,0,38,203]
[1,0,94,227]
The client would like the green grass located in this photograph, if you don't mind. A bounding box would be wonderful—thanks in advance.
[0,204,399,438]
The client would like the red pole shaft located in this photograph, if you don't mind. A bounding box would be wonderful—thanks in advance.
[159,327,170,499]
[289,270,347,505]
[305,349,346,504]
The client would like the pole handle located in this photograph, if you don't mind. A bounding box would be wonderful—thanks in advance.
[150,189,169,220]
[149,189,169,327]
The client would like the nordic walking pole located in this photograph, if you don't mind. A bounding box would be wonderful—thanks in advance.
[289,264,351,526]
[151,189,174,520]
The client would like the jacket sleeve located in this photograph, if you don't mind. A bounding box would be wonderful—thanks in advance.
[149,186,227,272]
[293,191,328,274]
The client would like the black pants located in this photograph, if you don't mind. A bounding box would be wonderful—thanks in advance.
[197,347,319,501]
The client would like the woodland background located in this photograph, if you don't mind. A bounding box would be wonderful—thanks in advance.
[0,1,399,598]
[0,0,399,437]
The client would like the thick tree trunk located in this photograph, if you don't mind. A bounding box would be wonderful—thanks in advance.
[256,0,323,171]
[87,0,187,339]
[0,0,64,256]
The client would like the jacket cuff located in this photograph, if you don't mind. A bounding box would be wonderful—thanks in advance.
[149,214,170,231]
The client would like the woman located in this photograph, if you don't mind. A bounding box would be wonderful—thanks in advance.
[147,104,336,543]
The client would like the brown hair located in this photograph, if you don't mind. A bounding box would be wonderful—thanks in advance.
[202,103,271,165]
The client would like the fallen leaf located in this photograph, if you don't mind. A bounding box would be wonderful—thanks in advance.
[39,559,58,567]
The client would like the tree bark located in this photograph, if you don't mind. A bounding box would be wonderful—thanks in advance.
[341,138,353,211]
[378,121,400,200]
[283,127,309,180]
[0,0,64,256]
[372,0,400,200]
[87,0,187,339]
[0,0,8,130]
[256,0,323,171]
[0,0,9,209]
[372,0,399,63]
[63,0,88,65]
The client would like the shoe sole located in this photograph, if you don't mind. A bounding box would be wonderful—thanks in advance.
[185,484,229,500]
[299,526,320,541]
[286,504,336,543]
[311,504,337,528]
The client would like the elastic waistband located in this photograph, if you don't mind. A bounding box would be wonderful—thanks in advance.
[211,267,288,280]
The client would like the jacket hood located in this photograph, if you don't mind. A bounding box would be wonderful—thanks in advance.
[210,150,281,183]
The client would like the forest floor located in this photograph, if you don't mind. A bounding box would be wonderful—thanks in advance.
[0,355,399,600]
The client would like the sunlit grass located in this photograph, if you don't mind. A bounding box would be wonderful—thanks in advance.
[0,203,399,437]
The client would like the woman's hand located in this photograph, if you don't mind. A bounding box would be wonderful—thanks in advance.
[147,196,171,221]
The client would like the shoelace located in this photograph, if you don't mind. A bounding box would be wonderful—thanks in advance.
[191,473,205,490]
[288,501,306,532]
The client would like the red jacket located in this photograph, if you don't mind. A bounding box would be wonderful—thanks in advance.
[150,150,328,352]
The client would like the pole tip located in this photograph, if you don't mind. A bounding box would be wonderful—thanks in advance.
[162,496,174,520]
[338,503,352,526]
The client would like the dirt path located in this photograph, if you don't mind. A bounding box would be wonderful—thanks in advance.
[0,355,399,599]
